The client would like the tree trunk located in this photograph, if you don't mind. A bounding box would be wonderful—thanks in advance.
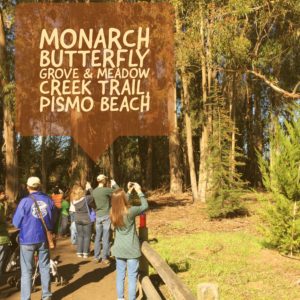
[182,72,199,201]
[230,74,237,177]
[41,137,47,192]
[138,137,147,186]
[79,146,90,187]
[3,108,18,200]
[198,7,211,202]
[183,140,189,191]
[198,128,210,202]
[169,86,183,194]
[269,97,279,191]
[100,150,111,178]
[145,137,153,190]
[254,90,263,187]
[109,143,115,179]
[246,76,256,186]
[69,139,90,187]
[0,10,18,201]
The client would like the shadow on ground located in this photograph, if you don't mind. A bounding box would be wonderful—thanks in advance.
[58,260,89,282]
[149,197,193,211]
[0,282,19,298]
[53,263,115,299]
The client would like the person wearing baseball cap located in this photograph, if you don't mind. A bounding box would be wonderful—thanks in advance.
[92,174,119,266]
[13,177,56,300]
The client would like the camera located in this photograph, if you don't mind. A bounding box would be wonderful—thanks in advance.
[128,182,135,188]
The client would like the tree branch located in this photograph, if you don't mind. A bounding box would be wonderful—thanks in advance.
[247,69,300,99]
[293,81,300,94]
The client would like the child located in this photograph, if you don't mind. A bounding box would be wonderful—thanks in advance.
[59,198,70,237]
[110,183,148,300]
[51,186,63,235]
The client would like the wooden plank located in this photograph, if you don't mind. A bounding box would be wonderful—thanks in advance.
[139,227,149,276]
[141,241,196,300]
[141,276,162,300]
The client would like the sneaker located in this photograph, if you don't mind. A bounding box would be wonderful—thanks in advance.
[93,258,100,264]
[77,253,83,258]
[100,259,110,267]
[83,253,89,259]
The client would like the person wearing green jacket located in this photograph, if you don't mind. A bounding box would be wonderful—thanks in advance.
[0,185,10,277]
[110,182,148,300]
[92,174,119,265]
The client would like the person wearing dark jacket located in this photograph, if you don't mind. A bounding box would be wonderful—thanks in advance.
[71,184,96,258]
[13,177,56,300]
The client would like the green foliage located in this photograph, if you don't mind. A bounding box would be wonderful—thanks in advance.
[258,193,300,255]
[258,114,300,255]
[228,0,257,15]
[208,191,246,219]
[206,93,247,219]
[1,0,300,196]
[255,40,283,70]
[230,36,252,64]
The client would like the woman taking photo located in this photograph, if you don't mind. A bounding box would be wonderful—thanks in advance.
[70,184,96,258]
[110,182,148,300]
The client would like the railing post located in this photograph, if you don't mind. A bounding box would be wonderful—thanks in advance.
[139,212,149,276]
[197,283,219,300]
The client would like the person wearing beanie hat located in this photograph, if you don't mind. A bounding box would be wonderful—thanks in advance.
[13,176,56,300]
[92,174,118,266]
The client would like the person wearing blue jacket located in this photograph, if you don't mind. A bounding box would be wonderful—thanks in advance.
[13,177,56,300]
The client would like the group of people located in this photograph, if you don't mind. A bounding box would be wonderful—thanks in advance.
[0,174,149,300]
[69,175,119,263]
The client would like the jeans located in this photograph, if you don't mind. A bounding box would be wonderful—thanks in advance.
[20,242,51,300]
[70,211,76,223]
[54,209,61,234]
[59,214,69,236]
[116,258,139,300]
[76,223,92,255]
[70,212,77,245]
[94,215,111,260]
[0,244,9,276]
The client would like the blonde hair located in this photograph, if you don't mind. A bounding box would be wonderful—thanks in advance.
[70,184,85,201]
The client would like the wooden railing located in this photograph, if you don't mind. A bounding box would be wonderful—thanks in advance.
[138,226,219,300]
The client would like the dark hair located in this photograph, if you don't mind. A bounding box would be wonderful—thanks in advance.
[53,186,60,194]
[30,186,39,191]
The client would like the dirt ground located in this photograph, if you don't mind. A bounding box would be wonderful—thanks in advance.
[0,238,117,300]
[0,192,298,300]
[146,191,258,236]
